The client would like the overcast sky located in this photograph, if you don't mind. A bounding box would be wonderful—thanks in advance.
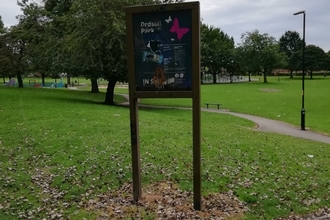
[1,0,329,52]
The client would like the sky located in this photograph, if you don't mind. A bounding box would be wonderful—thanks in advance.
[0,0,329,52]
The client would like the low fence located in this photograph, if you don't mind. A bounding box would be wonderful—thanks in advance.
[5,80,65,88]
[201,74,248,84]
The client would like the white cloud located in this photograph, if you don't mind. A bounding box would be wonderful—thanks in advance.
[188,0,330,51]
[0,0,22,27]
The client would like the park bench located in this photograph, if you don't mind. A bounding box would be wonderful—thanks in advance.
[205,103,222,109]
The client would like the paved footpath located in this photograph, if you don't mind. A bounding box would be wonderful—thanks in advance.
[119,94,330,145]
[203,108,330,144]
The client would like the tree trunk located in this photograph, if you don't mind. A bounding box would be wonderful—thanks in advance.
[212,73,217,84]
[248,73,251,82]
[17,72,23,88]
[104,80,117,105]
[310,71,313,79]
[263,72,268,83]
[91,78,99,93]
[290,70,293,78]
[2,75,5,83]
[67,75,70,85]
[41,73,45,86]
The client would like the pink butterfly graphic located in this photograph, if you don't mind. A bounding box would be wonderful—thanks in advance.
[169,18,190,41]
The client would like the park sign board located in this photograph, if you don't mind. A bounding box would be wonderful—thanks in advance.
[125,2,201,210]
[126,1,200,98]
[132,9,193,91]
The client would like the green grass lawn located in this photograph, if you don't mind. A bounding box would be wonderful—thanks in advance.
[1,87,330,219]
[138,76,330,135]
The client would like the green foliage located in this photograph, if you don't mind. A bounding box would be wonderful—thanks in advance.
[279,31,303,77]
[0,28,13,80]
[288,50,302,72]
[0,24,29,87]
[16,1,55,85]
[201,23,235,83]
[304,45,328,78]
[0,16,4,33]
[237,30,287,83]
[279,31,303,58]
[326,51,330,71]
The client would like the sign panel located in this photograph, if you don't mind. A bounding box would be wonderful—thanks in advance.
[133,10,193,91]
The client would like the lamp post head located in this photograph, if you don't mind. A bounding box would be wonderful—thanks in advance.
[293,10,305,15]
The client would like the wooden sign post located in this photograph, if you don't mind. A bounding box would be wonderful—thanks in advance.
[125,1,201,210]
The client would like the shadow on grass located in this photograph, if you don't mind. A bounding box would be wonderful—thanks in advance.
[42,96,105,106]
[116,102,184,115]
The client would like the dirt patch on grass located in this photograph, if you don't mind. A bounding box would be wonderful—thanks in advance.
[259,88,281,93]
[85,181,248,219]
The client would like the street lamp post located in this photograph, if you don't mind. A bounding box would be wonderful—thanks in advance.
[294,10,306,130]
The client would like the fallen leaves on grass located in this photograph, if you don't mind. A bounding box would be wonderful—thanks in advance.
[84,181,249,219]
[279,207,330,220]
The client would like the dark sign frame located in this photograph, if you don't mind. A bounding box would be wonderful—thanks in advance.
[125,1,201,210]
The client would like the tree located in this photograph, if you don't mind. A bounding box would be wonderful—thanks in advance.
[279,31,303,78]
[201,23,235,83]
[288,50,302,73]
[13,0,184,103]
[304,45,328,79]
[64,0,159,104]
[0,19,29,88]
[238,30,286,83]
[0,17,14,83]
[0,16,4,33]
[16,1,53,86]
[234,46,257,82]
[43,0,75,85]
[327,50,330,72]
[4,24,27,88]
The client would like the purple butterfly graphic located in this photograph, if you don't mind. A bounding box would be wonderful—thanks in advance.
[169,18,190,41]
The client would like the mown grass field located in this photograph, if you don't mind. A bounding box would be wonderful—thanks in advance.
[0,86,330,219]
[7,74,330,135]
[134,76,330,135]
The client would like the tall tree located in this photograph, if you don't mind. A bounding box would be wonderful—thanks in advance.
[279,30,303,78]
[327,50,330,72]
[3,25,28,88]
[288,50,302,74]
[42,0,75,85]
[201,23,235,83]
[65,0,171,104]
[0,16,13,83]
[234,46,258,82]
[238,30,286,83]
[16,1,53,86]
[304,45,327,79]
[0,16,4,32]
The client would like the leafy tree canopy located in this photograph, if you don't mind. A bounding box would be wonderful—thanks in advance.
[0,16,4,33]
[279,30,303,77]
[304,45,328,78]
[201,23,235,83]
[279,30,303,57]
[237,30,286,83]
